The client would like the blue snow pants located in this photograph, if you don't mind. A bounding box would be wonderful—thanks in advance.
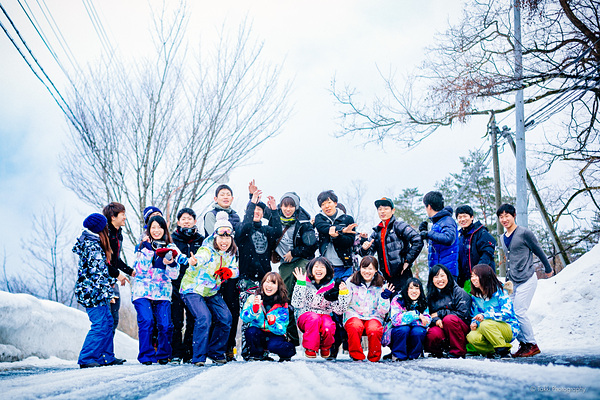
[133,298,173,363]
[78,302,116,366]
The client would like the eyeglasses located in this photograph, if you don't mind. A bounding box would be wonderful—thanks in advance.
[215,226,233,236]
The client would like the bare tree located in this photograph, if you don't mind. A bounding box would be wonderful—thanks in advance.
[332,0,599,225]
[342,180,369,230]
[20,205,76,305]
[61,6,291,243]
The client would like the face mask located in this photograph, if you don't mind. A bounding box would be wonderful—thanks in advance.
[180,226,198,238]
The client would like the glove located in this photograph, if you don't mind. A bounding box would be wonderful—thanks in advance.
[420,231,428,240]
[215,267,233,281]
[324,279,342,302]
[418,221,428,233]
[381,289,394,300]
[156,248,179,258]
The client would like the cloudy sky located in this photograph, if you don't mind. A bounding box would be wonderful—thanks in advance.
[0,1,506,274]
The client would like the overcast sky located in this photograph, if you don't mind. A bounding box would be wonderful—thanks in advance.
[0,1,512,275]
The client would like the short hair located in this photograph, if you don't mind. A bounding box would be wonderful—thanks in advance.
[423,191,444,211]
[103,202,126,221]
[349,256,384,287]
[306,256,334,283]
[455,205,474,217]
[496,203,516,217]
[145,215,173,244]
[177,207,196,220]
[215,184,233,197]
[470,264,503,298]
[280,197,297,208]
[317,190,338,207]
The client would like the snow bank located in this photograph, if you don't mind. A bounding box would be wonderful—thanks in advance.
[0,291,138,362]
[530,243,600,352]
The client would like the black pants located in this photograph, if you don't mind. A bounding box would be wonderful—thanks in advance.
[171,288,195,361]
[220,278,240,352]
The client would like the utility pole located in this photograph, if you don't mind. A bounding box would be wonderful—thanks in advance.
[488,113,506,276]
[501,127,570,270]
[514,0,528,227]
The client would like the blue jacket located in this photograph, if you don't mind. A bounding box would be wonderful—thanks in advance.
[427,207,459,276]
[240,294,289,336]
[471,289,520,339]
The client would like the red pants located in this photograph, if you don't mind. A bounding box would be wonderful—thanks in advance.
[344,317,383,362]
[425,314,470,357]
[297,312,336,352]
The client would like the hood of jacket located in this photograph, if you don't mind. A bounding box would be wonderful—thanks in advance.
[431,206,454,223]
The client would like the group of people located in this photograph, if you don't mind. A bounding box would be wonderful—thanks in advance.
[73,182,554,368]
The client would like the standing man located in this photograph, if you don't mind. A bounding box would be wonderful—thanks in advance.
[455,205,497,292]
[497,203,553,358]
[102,202,134,362]
[361,197,423,292]
[419,191,459,278]
[203,184,240,237]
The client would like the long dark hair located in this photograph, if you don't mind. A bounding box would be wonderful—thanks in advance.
[349,256,384,287]
[470,264,503,298]
[427,264,455,303]
[257,272,289,305]
[98,226,113,261]
[306,256,334,284]
[146,215,172,244]
[212,234,238,256]
[400,277,427,313]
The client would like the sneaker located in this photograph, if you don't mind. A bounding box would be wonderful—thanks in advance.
[194,362,205,367]
[79,362,101,369]
[305,350,317,358]
[141,361,153,366]
[107,358,126,366]
[518,343,541,358]
[320,348,331,358]
[225,351,236,362]
[382,353,393,361]
[170,357,182,365]
[512,342,527,357]
[158,359,169,365]
[209,357,227,365]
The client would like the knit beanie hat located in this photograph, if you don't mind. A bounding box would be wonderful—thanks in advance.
[143,206,162,224]
[280,192,301,208]
[83,213,108,234]
[213,211,233,234]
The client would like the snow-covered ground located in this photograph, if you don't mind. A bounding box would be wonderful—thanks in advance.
[1,244,600,399]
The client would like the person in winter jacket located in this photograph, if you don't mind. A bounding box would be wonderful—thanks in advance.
[132,215,188,365]
[424,264,472,358]
[419,191,459,278]
[467,264,519,359]
[73,213,125,368]
[388,277,431,361]
[203,184,240,237]
[102,202,134,354]
[180,212,239,366]
[170,208,204,364]
[344,256,392,362]
[291,257,350,359]
[497,203,553,358]
[240,272,296,361]
[230,188,282,359]
[360,197,423,292]
[455,205,496,292]
[275,192,317,346]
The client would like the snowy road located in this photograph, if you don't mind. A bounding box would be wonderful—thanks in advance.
[1,356,599,400]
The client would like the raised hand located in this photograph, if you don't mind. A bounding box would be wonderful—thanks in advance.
[248,179,258,195]
[267,195,277,210]
[251,189,263,204]
[189,252,197,266]
[292,267,305,282]
[341,223,358,234]
[362,239,374,250]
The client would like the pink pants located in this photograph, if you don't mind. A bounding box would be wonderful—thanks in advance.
[345,317,383,362]
[297,312,336,351]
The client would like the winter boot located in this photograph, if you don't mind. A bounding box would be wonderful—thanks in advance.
[517,343,541,357]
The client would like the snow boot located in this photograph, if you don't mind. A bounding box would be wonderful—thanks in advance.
[517,343,540,357]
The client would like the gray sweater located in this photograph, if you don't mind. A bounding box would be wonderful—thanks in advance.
[500,226,552,284]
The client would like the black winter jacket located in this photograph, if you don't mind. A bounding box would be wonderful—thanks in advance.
[360,216,423,281]
[237,203,283,281]
[107,223,133,278]
[457,221,496,284]
[281,207,317,261]
[171,227,205,288]
[314,210,355,267]
[427,282,472,325]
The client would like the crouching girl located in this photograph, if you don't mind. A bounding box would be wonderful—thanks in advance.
[467,264,519,358]
[389,278,431,361]
[344,256,392,362]
[180,212,239,366]
[292,257,350,358]
[132,215,186,365]
[240,272,296,361]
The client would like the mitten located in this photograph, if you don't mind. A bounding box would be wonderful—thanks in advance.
[215,267,233,281]
[418,221,428,233]
[324,279,342,302]
[267,314,276,325]
[381,289,394,299]
[252,295,261,313]
[156,248,179,258]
